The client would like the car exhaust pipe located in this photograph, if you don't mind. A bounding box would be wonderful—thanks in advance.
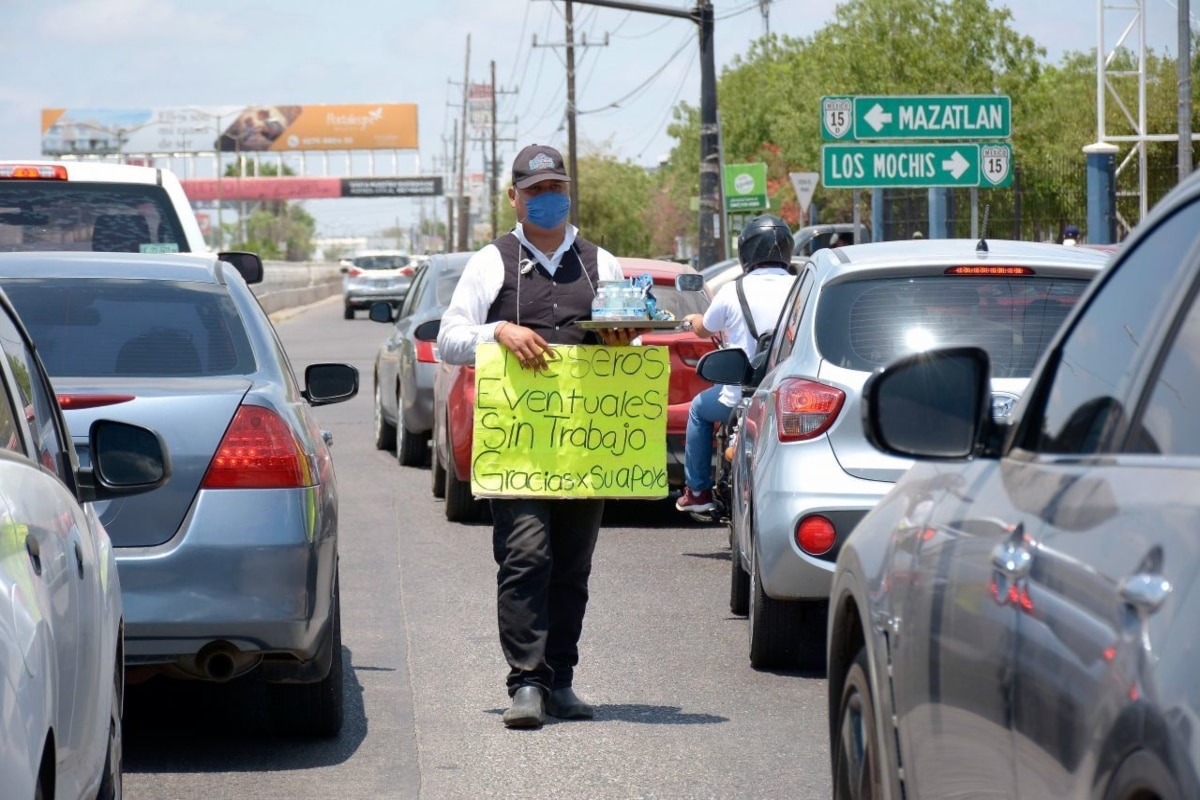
[195,641,254,682]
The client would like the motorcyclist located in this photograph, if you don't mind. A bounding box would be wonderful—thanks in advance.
[676,214,797,513]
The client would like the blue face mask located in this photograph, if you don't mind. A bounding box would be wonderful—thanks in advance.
[524,191,570,229]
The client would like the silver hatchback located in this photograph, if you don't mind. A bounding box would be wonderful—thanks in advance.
[697,238,1109,669]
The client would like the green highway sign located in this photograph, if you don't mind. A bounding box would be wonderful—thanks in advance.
[822,143,1014,189]
[821,95,1011,141]
[723,162,769,212]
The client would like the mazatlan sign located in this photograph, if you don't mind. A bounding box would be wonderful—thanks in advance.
[820,95,1011,141]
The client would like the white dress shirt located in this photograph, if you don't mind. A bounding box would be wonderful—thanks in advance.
[438,223,624,365]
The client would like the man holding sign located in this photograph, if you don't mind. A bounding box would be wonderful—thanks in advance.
[438,144,642,728]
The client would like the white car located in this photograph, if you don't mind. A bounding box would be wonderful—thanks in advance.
[0,160,208,254]
[0,287,169,799]
[340,249,418,319]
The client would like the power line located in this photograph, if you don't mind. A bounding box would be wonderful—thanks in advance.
[635,43,698,159]
[576,31,693,114]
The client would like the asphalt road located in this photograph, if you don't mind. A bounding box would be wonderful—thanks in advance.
[120,295,832,800]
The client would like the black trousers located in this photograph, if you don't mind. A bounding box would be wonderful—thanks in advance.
[489,497,604,697]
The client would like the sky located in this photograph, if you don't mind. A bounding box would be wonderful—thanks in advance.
[0,0,1188,240]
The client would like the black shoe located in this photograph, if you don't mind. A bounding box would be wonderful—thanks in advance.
[546,686,594,720]
[503,686,545,728]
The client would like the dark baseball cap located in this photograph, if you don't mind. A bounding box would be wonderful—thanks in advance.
[512,144,571,189]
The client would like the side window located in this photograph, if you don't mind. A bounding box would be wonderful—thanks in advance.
[400,267,428,318]
[1030,203,1200,454]
[1127,275,1200,455]
[0,309,73,482]
[769,268,814,366]
[0,364,23,455]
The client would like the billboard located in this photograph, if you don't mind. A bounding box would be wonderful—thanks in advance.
[41,103,419,156]
[178,176,444,202]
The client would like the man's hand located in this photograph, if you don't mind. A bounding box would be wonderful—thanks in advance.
[496,322,556,371]
[683,314,710,338]
[596,326,648,346]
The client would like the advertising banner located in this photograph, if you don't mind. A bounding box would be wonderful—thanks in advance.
[723,162,769,212]
[179,176,444,202]
[471,343,669,500]
[41,103,419,156]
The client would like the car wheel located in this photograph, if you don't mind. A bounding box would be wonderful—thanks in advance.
[445,461,477,522]
[1103,750,1182,800]
[343,303,355,320]
[396,389,429,467]
[430,436,447,498]
[748,537,826,670]
[97,653,122,800]
[267,577,345,738]
[373,383,396,451]
[832,646,884,800]
[729,524,750,617]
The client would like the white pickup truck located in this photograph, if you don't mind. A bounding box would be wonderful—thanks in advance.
[0,160,208,253]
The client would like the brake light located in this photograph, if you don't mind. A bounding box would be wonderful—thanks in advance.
[796,515,836,555]
[945,266,1034,276]
[416,339,439,363]
[774,378,844,441]
[400,267,415,276]
[57,394,136,409]
[348,267,364,277]
[675,342,710,368]
[201,405,314,489]
[0,164,67,180]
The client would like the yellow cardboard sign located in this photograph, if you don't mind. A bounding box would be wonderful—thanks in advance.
[472,343,670,499]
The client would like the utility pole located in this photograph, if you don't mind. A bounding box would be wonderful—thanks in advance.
[1180,0,1192,180]
[491,60,501,239]
[447,124,458,252]
[565,1,580,225]
[570,0,722,268]
[759,0,770,36]
[457,35,471,251]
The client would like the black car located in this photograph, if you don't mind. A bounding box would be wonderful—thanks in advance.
[827,175,1200,798]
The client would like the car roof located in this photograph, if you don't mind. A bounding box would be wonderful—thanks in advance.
[813,238,1110,281]
[0,251,230,284]
[0,159,165,185]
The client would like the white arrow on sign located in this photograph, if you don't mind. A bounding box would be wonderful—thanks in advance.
[789,171,819,216]
[941,151,970,179]
[863,103,893,132]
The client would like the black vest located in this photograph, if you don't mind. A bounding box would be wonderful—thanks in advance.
[484,232,601,345]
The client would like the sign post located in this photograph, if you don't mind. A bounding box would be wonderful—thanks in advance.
[821,143,1013,189]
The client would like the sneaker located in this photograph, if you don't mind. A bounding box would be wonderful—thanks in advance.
[676,487,715,513]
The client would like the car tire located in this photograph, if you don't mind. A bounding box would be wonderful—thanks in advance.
[396,389,429,467]
[431,437,447,498]
[96,653,122,800]
[1103,750,1182,800]
[832,646,885,800]
[373,383,396,451]
[267,578,345,738]
[445,461,477,522]
[746,534,828,670]
[729,525,750,617]
[343,303,355,320]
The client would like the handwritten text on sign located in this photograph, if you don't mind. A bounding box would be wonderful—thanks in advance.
[472,343,669,499]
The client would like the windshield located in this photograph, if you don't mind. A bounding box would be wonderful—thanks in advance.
[353,254,410,270]
[5,278,255,377]
[0,182,187,253]
[816,274,1092,378]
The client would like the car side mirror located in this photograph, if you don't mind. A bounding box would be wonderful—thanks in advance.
[218,251,264,284]
[413,319,441,342]
[368,302,395,323]
[303,363,360,406]
[862,347,991,459]
[695,348,753,386]
[675,273,705,292]
[77,420,171,503]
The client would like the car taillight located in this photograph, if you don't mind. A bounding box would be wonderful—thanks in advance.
[57,394,135,409]
[201,405,314,489]
[399,267,415,276]
[796,515,836,555]
[774,378,844,442]
[416,339,439,363]
[348,267,364,277]
[0,164,67,180]
[675,342,710,368]
[945,266,1034,276]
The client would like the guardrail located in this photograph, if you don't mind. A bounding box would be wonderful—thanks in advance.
[251,260,343,315]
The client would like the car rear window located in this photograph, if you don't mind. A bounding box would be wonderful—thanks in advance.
[0,182,188,253]
[816,275,1092,377]
[353,254,410,270]
[4,278,254,378]
[651,283,710,319]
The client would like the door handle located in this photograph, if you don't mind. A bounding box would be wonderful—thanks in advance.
[990,523,1032,579]
[25,534,41,576]
[74,541,84,579]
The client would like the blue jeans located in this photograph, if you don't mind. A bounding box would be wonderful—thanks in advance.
[684,384,734,492]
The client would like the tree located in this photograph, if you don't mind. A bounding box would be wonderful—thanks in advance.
[221,160,316,260]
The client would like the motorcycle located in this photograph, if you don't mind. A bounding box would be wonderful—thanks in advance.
[687,394,747,525]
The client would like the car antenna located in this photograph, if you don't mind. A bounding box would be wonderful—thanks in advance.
[976,204,991,253]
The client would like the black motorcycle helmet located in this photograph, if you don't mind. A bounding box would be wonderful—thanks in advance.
[737,214,794,272]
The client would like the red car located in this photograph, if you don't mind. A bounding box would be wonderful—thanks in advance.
[427,258,716,521]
